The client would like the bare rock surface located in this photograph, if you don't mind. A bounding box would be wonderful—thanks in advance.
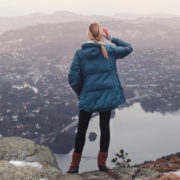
[0,136,167,180]
[0,136,59,169]
[60,167,161,180]
[0,160,61,180]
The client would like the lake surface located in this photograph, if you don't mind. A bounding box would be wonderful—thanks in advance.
[55,102,180,173]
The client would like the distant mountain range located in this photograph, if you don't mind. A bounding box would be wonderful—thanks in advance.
[0,18,179,51]
[0,11,114,35]
[0,11,180,35]
[112,12,179,19]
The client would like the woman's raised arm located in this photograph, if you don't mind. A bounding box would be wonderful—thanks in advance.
[109,37,133,59]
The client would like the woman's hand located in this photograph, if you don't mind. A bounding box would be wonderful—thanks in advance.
[103,28,112,41]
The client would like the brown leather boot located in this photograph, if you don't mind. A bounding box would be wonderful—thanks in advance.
[66,151,82,173]
[97,151,110,172]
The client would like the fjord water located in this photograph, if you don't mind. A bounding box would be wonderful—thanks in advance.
[55,103,180,173]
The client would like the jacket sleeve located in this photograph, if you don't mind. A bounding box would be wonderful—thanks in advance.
[110,37,133,59]
[68,51,82,97]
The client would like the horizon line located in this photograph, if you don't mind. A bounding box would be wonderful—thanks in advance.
[0,10,180,18]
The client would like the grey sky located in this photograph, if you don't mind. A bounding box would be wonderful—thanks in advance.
[0,0,180,17]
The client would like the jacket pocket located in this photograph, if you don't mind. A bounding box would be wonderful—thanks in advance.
[84,71,113,92]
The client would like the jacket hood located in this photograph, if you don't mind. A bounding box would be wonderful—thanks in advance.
[81,41,101,59]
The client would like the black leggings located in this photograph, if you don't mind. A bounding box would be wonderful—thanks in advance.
[74,109,111,154]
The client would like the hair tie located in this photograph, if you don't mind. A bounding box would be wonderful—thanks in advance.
[92,38,104,46]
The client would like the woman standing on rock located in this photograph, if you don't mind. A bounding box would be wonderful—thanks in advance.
[67,23,133,173]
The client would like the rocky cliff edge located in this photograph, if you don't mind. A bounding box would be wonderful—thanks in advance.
[0,136,178,180]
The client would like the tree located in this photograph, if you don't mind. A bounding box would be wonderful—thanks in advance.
[111,149,131,167]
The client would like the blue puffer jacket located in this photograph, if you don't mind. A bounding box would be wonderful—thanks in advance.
[68,37,133,112]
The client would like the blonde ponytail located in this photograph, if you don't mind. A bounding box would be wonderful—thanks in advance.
[101,45,108,59]
[87,23,109,59]
[93,38,108,59]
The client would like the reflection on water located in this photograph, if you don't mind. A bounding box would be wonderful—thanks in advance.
[55,102,180,174]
